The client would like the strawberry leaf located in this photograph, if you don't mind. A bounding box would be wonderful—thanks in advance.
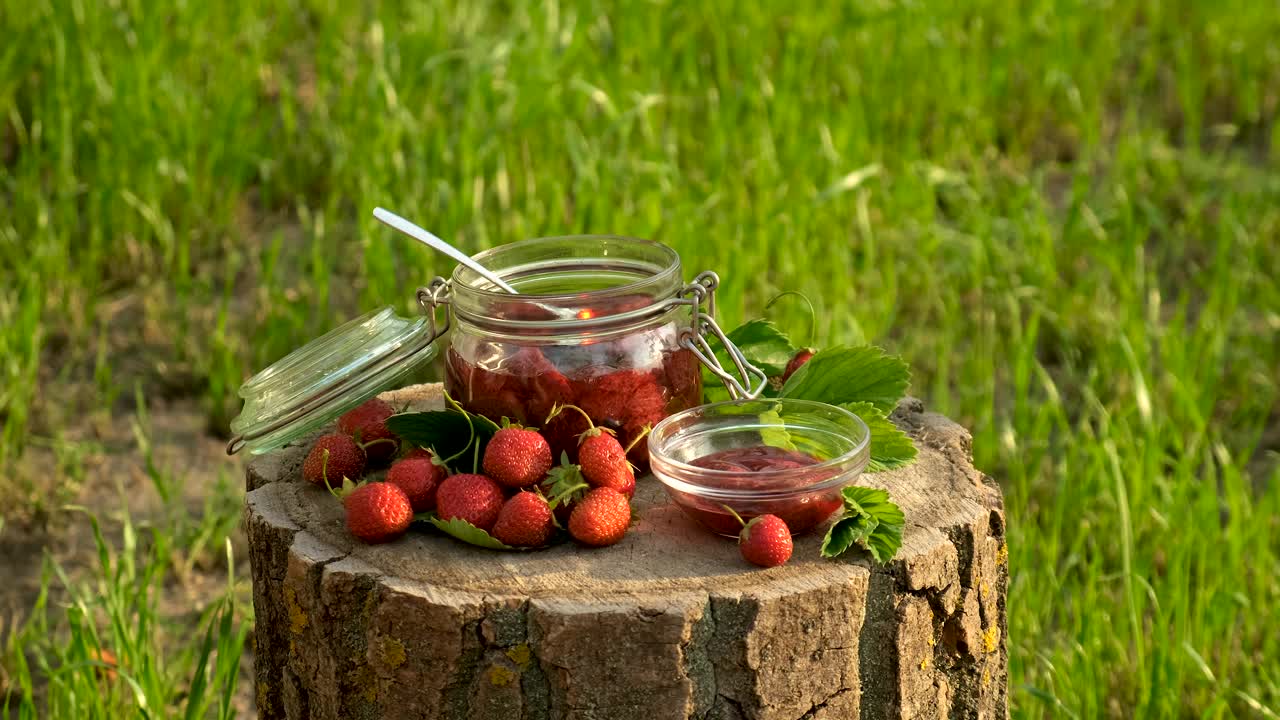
[820,486,905,563]
[543,463,589,509]
[443,392,501,472]
[779,345,910,413]
[726,319,798,376]
[757,406,799,451]
[387,409,499,474]
[864,512,905,564]
[840,402,918,473]
[417,513,515,551]
[387,412,472,463]
[821,508,876,559]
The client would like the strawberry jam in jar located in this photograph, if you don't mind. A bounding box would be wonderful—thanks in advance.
[649,399,871,536]
[438,236,735,468]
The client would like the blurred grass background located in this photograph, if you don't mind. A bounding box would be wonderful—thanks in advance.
[2,0,1278,716]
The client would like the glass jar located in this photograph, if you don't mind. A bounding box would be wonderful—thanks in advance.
[440,236,705,467]
[227,234,765,462]
[649,399,871,536]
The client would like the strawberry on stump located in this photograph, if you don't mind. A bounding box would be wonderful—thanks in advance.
[483,424,553,489]
[436,474,505,532]
[568,487,632,547]
[385,453,447,513]
[302,433,367,487]
[338,398,400,463]
[545,404,636,498]
[492,491,556,548]
[340,481,414,544]
[724,506,793,568]
[779,348,814,384]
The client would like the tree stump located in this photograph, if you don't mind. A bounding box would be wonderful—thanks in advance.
[244,384,1008,720]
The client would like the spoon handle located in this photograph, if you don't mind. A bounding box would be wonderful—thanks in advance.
[373,207,518,294]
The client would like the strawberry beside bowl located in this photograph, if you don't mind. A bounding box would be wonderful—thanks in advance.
[648,399,871,537]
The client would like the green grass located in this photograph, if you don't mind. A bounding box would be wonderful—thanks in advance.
[2,0,1279,716]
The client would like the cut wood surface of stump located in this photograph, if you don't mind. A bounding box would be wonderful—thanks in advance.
[245,383,1008,720]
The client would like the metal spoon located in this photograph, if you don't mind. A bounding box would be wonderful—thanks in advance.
[373,208,519,293]
[374,208,583,321]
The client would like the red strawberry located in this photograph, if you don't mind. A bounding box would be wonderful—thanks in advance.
[610,469,636,498]
[483,426,553,489]
[780,349,814,384]
[577,369,665,467]
[435,474,505,531]
[302,434,367,487]
[568,487,632,547]
[338,398,400,462]
[491,491,555,547]
[739,514,793,568]
[577,431,635,497]
[402,446,434,461]
[385,455,446,512]
[544,405,637,496]
[343,482,413,544]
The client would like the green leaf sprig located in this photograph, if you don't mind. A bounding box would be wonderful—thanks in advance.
[778,345,910,413]
[704,303,917,564]
[385,392,500,474]
[417,513,516,551]
[704,313,918,473]
[820,487,905,564]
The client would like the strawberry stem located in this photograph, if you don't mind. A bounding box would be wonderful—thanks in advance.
[622,424,653,454]
[359,437,398,452]
[500,417,535,431]
[329,477,361,501]
[545,403,595,429]
[321,450,345,500]
[549,481,590,509]
[720,504,747,528]
[439,393,478,468]
[766,290,818,346]
[428,447,450,470]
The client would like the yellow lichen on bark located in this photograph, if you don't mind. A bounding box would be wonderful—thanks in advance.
[285,586,308,635]
[488,666,518,687]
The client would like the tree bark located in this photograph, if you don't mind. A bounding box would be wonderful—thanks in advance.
[245,384,1007,720]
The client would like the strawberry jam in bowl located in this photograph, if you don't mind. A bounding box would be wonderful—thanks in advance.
[648,399,871,537]
[442,236,706,469]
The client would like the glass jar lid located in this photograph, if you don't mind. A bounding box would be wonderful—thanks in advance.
[227,304,444,455]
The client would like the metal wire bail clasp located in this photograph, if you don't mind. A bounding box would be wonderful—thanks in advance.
[417,275,453,327]
[415,275,454,349]
[678,271,768,400]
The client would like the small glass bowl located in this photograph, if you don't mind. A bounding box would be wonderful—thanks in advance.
[648,399,871,537]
